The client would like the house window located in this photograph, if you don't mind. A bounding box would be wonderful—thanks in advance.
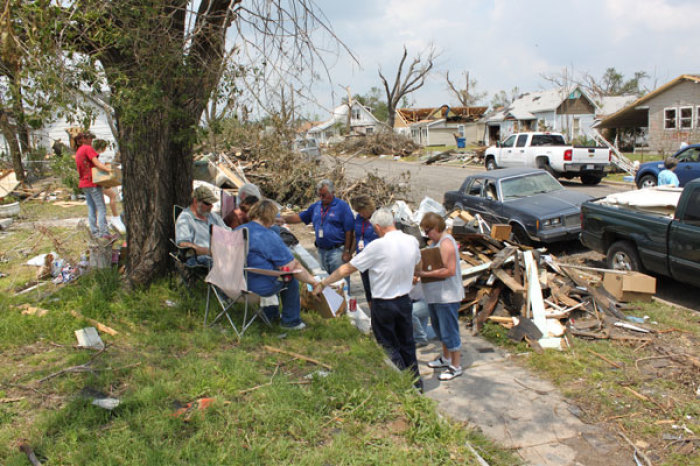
[697,106,700,128]
[664,108,677,129]
[366,127,374,135]
[458,125,465,137]
[573,117,581,137]
[679,107,693,129]
[352,107,361,120]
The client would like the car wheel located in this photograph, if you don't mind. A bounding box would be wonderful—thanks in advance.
[511,224,532,246]
[637,174,657,189]
[606,240,642,272]
[485,157,498,171]
[580,174,603,185]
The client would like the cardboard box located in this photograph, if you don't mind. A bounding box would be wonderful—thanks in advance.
[602,271,656,302]
[420,247,445,283]
[300,284,346,318]
[490,224,512,241]
[92,166,122,188]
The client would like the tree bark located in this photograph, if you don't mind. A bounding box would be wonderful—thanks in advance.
[0,110,26,184]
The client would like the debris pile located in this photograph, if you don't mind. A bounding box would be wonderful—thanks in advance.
[438,209,663,351]
[331,132,420,157]
[422,146,487,165]
[197,148,411,207]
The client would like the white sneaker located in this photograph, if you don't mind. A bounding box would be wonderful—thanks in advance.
[110,217,126,234]
[427,356,451,368]
[438,365,463,381]
[281,321,306,331]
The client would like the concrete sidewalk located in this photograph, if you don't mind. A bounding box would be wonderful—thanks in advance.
[418,331,631,465]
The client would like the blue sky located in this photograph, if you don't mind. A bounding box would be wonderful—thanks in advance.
[302,0,699,117]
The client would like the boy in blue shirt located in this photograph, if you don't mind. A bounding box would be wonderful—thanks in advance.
[658,157,679,187]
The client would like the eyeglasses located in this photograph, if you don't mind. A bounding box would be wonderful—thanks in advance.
[423,227,433,236]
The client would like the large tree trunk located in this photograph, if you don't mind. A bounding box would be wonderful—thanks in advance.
[118,104,194,287]
[0,111,26,184]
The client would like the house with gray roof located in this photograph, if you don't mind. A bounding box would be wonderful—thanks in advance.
[484,87,598,144]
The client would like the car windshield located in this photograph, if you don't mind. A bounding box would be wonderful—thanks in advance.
[501,173,564,199]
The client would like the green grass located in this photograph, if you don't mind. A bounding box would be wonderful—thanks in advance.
[480,302,700,466]
[0,206,516,464]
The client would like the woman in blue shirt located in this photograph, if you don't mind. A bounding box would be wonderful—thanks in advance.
[350,195,379,307]
[239,200,320,330]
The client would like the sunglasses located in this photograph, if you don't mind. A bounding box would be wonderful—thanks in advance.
[423,227,433,236]
[201,200,212,207]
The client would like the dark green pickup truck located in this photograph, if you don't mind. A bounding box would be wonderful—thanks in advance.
[580,180,700,287]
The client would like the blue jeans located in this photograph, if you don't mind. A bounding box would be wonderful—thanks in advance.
[83,187,108,237]
[185,255,212,269]
[318,246,350,290]
[260,277,303,327]
[412,299,436,343]
[428,302,462,351]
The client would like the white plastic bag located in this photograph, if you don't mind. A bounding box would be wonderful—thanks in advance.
[412,196,446,225]
[391,201,414,226]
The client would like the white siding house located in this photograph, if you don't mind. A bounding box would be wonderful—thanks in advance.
[308,102,381,145]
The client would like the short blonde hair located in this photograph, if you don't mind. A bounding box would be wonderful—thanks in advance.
[247,199,278,226]
[419,212,446,233]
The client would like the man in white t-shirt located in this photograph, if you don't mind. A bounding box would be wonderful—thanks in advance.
[314,208,423,389]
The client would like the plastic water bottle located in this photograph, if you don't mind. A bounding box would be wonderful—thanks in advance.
[342,281,349,298]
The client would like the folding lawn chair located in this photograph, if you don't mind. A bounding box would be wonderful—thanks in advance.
[169,205,209,289]
[204,225,274,339]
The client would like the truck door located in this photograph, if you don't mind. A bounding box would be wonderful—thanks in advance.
[510,134,529,167]
[674,147,700,186]
[498,135,517,167]
[668,187,700,284]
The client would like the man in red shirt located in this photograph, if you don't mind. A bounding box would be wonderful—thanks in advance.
[74,132,113,238]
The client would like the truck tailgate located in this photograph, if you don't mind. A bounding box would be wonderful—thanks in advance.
[572,147,609,165]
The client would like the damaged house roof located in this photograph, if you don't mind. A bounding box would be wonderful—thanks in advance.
[397,105,487,125]
[486,87,597,123]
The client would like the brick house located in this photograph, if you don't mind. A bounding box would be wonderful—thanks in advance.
[595,74,700,154]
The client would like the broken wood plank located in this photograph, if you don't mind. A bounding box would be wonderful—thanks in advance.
[588,349,623,369]
[70,310,118,336]
[523,250,546,333]
[492,268,524,293]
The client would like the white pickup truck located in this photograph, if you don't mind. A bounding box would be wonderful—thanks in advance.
[484,132,610,185]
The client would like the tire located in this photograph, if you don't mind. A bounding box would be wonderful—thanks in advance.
[637,174,657,189]
[511,224,532,246]
[606,240,642,272]
[485,156,498,171]
[580,174,603,185]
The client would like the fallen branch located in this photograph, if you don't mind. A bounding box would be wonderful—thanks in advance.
[263,345,332,370]
[18,441,41,466]
[38,347,108,383]
[617,430,653,466]
[588,349,623,369]
[0,397,24,403]
[513,378,553,395]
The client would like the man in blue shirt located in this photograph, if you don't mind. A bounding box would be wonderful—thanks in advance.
[658,157,680,187]
[283,180,354,281]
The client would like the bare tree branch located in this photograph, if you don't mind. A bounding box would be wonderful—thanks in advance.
[379,44,436,129]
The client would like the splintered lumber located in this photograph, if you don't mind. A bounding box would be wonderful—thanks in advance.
[475,284,503,330]
[550,283,581,308]
[490,246,517,269]
[490,224,512,241]
[523,250,547,334]
[215,162,246,188]
[70,310,118,336]
[492,268,524,293]
[562,269,626,320]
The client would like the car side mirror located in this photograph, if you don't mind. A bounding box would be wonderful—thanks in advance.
[496,141,501,148]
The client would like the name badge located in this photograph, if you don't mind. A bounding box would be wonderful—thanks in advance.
[358,240,364,250]
[318,228,324,238]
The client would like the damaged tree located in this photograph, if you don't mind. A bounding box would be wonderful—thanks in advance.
[444,70,487,107]
[38,0,342,286]
[379,45,436,130]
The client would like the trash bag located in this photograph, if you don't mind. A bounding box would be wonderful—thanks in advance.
[412,196,446,225]
[391,201,414,225]
[278,226,299,247]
